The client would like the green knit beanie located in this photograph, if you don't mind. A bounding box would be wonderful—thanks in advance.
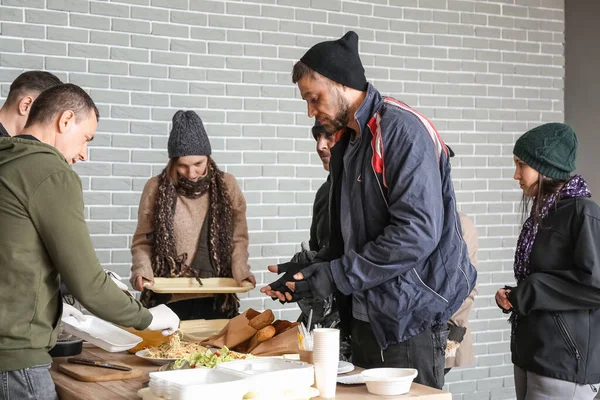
[513,122,578,180]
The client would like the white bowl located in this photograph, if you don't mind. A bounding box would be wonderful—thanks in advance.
[360,368,418,396]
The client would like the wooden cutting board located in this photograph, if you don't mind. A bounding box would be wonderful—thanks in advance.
[58,360,143,382]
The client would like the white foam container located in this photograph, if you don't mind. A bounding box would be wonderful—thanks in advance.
[149,368,249,400]
[216,358,315,398]
[62,315,142,353]
[360,368,418,396]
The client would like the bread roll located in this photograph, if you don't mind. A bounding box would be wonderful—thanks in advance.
[248,309,274,331]
[272,320,292,336]
[245,308,261,320]
[248,325,276,353]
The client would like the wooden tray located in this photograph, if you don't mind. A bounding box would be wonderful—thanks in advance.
[146,278,253,294]
[179,319,229,342]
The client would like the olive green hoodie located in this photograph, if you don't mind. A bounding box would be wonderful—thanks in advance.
[0,136,152,371]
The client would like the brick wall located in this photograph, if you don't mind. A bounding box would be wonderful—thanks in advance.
[0,0,565,398]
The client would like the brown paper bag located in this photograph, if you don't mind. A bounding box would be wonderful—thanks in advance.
[250,326,300,356]
[201,309,257,349]
[201,309,301,357]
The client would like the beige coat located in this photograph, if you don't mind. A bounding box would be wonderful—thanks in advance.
[445,211,479,368]
[130,172,253,301]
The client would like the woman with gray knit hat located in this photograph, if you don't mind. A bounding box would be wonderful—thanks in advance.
[130,110,255,320]
[495,122,600,399]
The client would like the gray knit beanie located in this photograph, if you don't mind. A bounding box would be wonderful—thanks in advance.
[167,110,211,158]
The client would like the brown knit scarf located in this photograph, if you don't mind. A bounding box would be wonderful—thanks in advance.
[140,158,238,315]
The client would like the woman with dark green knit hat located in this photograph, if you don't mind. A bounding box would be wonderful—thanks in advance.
[495,122,600,399]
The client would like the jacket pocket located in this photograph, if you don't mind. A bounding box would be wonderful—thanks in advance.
[553,313,582,373]
[412,269,448,304]
[394,269,448,327]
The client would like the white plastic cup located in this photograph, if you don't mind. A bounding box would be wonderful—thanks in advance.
[312,328,340,399]
[314,361,338,398]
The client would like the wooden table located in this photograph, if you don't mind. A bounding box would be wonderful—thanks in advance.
[51,347,156,399]
[51,347,451,400]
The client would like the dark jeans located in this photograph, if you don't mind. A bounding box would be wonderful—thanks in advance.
[166,297,238,321]
[0,364,57,400]
[351,319,448,389]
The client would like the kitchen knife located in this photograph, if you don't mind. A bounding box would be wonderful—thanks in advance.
[67,357,132,372]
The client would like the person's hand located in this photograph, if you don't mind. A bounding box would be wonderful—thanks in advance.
[283,262,335,302]
[243,275,256,288]
[495,288,513,311]
[146,304,180,336]
[134,275,154,292]
[62,303,85,323]
[261,262,334,303]
[260,262,310,301]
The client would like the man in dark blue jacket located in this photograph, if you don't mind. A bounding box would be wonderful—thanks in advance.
[261,31,476,389]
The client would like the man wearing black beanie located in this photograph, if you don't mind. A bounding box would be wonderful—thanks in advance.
[261,31,477,389]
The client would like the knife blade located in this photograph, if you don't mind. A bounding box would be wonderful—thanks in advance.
[67,358,132,372]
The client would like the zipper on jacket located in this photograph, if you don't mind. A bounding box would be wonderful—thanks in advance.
[553,313,581,373]
[370,161,389,209]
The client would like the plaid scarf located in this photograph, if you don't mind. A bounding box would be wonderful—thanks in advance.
[141,158,238,315]
[510,174,591,330]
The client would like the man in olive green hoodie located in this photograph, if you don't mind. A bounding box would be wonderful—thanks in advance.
[0,83,179,400]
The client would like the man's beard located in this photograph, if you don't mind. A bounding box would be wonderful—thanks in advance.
[324,89,350,133]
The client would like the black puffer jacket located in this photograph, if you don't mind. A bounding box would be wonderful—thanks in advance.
[508,197,600,384]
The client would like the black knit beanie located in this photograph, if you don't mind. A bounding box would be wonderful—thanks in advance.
[300,31,367,91]
[167,110,211,158]
[513,122,577,180]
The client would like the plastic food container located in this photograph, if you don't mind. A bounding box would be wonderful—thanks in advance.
[61,316,142,353]
[216,358,315,398]
[149,368,249,400]
[360,368,418,396]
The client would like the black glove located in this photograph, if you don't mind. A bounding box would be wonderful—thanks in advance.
[266,262,310,300]
[447,322,467,343]
[291,262,335,302]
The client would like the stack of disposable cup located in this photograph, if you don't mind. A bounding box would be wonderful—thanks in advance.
[312,328,340,399]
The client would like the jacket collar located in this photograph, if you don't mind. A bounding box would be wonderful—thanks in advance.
[353,83,382,139]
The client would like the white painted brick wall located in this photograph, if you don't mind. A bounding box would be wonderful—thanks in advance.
[0,0,565,398]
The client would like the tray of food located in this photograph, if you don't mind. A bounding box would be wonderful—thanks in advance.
[146,278,254,294]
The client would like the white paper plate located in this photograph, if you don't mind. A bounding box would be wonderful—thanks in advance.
[136,349,178,366]
[338,360,355,374]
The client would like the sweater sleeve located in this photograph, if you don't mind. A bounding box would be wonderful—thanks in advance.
[508,211,600,314]
[130,177,158,286]
[28,170,152,330]
[226,174,252,285]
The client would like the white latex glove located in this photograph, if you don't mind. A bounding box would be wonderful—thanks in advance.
[104,269,129,291]
[146,304,180,336]
[62,303,85,323]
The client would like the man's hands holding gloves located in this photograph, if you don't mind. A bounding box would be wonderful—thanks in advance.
[260,261,336,303]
